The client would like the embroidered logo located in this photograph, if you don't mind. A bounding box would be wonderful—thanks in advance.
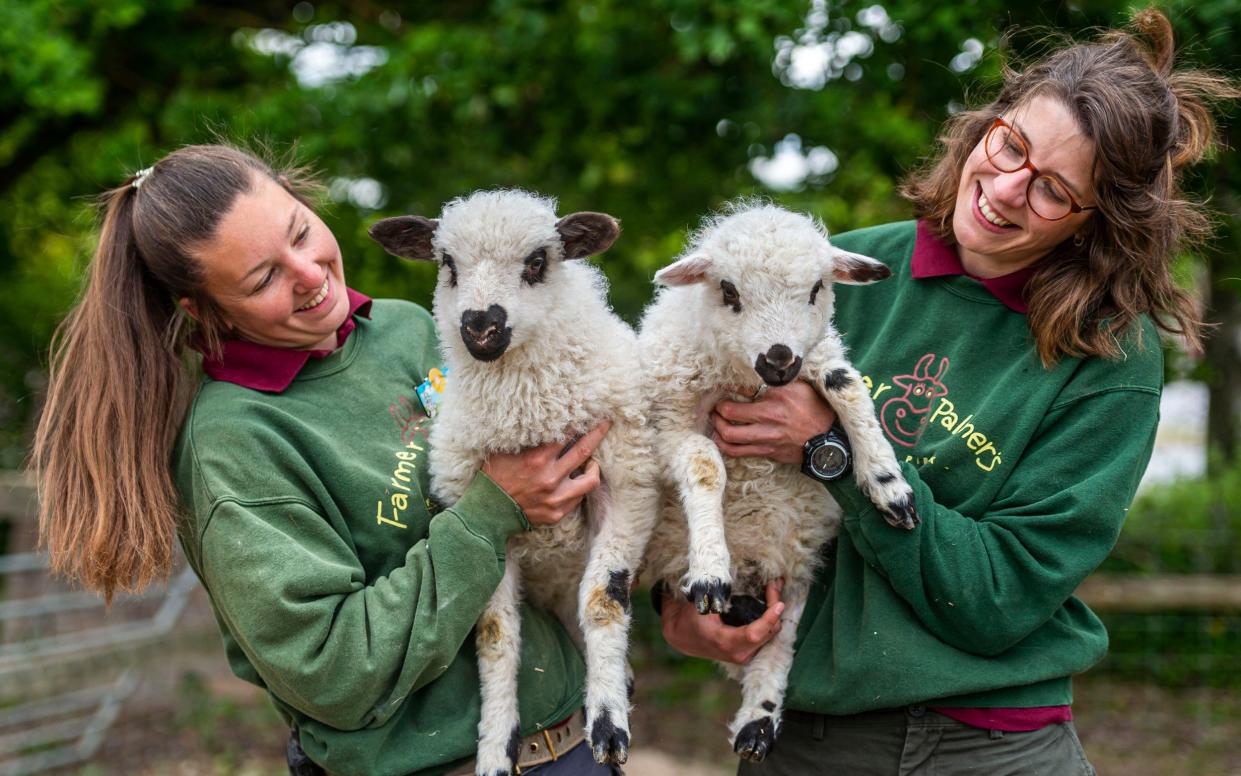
[880,353,950,448]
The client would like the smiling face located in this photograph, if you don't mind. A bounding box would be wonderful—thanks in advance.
[187,175,349,351]
[952,94,1097,278]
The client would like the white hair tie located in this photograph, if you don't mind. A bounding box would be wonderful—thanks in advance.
[131,167,154,190]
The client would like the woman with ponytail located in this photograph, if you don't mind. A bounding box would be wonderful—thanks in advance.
[33,146,614,775]
[660,9,1240,773]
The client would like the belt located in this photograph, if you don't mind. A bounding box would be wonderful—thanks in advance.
[444,708,587,775]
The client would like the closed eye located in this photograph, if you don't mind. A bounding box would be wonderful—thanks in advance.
[253,268,275,294]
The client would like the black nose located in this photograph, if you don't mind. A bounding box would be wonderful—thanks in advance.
[754,344,803,386]
[459,305,512,361]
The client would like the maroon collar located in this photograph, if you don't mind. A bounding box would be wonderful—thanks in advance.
[200,288,373,393]
[911,220,1035,313]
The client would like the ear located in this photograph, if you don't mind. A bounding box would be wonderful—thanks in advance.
[556,212,620,259]
[654,254,713,287]
[368,216,439,261]
[831,248,891,285]
[179,297,199,323]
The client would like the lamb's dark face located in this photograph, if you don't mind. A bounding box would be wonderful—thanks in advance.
[655,211,890,389]
[368,191,619,364]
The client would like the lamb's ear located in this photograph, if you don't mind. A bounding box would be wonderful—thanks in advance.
[556,212,620,259]
[654,254,713,287]
[368,216,439,261]
[831,248,891,285]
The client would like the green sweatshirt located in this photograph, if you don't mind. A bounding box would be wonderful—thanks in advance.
[173,299,585,776]
[786,220,1161,713]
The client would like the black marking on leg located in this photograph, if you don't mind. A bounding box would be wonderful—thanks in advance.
[761,701,777,713]
[498,723,520,775]
[606,569,631,612]
[877,472,896,484]
[733,715,779,762]
[823,368,852,391]
[689,578,731,614]
[589,707,630,765]
[880,494,920,531]
[719,594,767,627]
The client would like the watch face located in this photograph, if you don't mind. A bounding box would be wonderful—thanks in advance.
[812,444,846,478]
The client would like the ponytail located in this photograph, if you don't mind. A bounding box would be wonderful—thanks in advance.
[31,143,322,602]
[32,182,194,603]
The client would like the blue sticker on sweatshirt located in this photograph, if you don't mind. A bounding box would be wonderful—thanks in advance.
[416,366,449,418]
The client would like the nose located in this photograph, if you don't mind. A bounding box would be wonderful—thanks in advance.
[990,168,1032,209]
[754,343,803,386]
[459,304,512,361]
[291,257,324,292]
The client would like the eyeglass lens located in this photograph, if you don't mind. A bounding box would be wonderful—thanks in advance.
[984,124,1075,220]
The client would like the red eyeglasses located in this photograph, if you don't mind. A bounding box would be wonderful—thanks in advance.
[983,117,1097,221]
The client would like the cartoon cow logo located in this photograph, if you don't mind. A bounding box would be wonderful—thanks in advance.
[881,353,950,447]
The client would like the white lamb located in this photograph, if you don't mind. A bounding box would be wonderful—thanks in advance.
[639,202,918,762]
[369,190,658,775]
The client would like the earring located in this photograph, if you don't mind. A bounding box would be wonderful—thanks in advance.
[1073,233,1085,248]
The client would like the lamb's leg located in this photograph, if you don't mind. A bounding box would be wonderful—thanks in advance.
[474,554,524,776]
[728,584,808,763]
[668,432,732,613]
[579,472,660,765]
[808,356,918,530]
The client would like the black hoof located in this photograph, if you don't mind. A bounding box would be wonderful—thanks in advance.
[881,494,919,530]
[733,715,779,762]
[589,707,630,765]
[720,594,767,627]
[689,578,731,614]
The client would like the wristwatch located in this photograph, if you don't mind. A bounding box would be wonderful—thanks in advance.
[802,425,852,482]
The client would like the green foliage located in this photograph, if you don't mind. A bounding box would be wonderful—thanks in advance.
[1,0,1238,469]
[1104,455,1241,575]
[1092,458,1241,688]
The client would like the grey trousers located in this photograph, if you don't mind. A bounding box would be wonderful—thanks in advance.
[736,706,1096,776]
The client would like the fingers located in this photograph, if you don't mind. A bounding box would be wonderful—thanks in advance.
[561,459,601,495]
[554,419,612,477]
[744,583,786,646]
[764,577,785,609]
[712,411,782,445]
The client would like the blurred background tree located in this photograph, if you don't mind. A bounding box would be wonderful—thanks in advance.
[0,0,1236,469]
[2,4,1240,773]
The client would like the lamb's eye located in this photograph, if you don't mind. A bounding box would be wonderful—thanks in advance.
[522,247,548,285]
[441,254,458,287]
[809,280,824,305]
[720,280,741,313]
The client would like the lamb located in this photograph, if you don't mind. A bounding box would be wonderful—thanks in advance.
[369,189,659,775]
[639,202,918,762]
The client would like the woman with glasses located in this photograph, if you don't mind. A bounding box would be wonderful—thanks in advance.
[659,8,1238,773]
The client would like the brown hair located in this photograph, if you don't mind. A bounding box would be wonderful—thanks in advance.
[32,144,321,602]
[903,7,1241,366]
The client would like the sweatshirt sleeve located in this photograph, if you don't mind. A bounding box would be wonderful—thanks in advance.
[197,470,525,730]
[826,386,1159,657]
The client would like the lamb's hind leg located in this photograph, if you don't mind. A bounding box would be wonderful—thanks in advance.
[474,556,524,776]
[810,359,918,530]
[729,585,808,763]
[580,477,660,764]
